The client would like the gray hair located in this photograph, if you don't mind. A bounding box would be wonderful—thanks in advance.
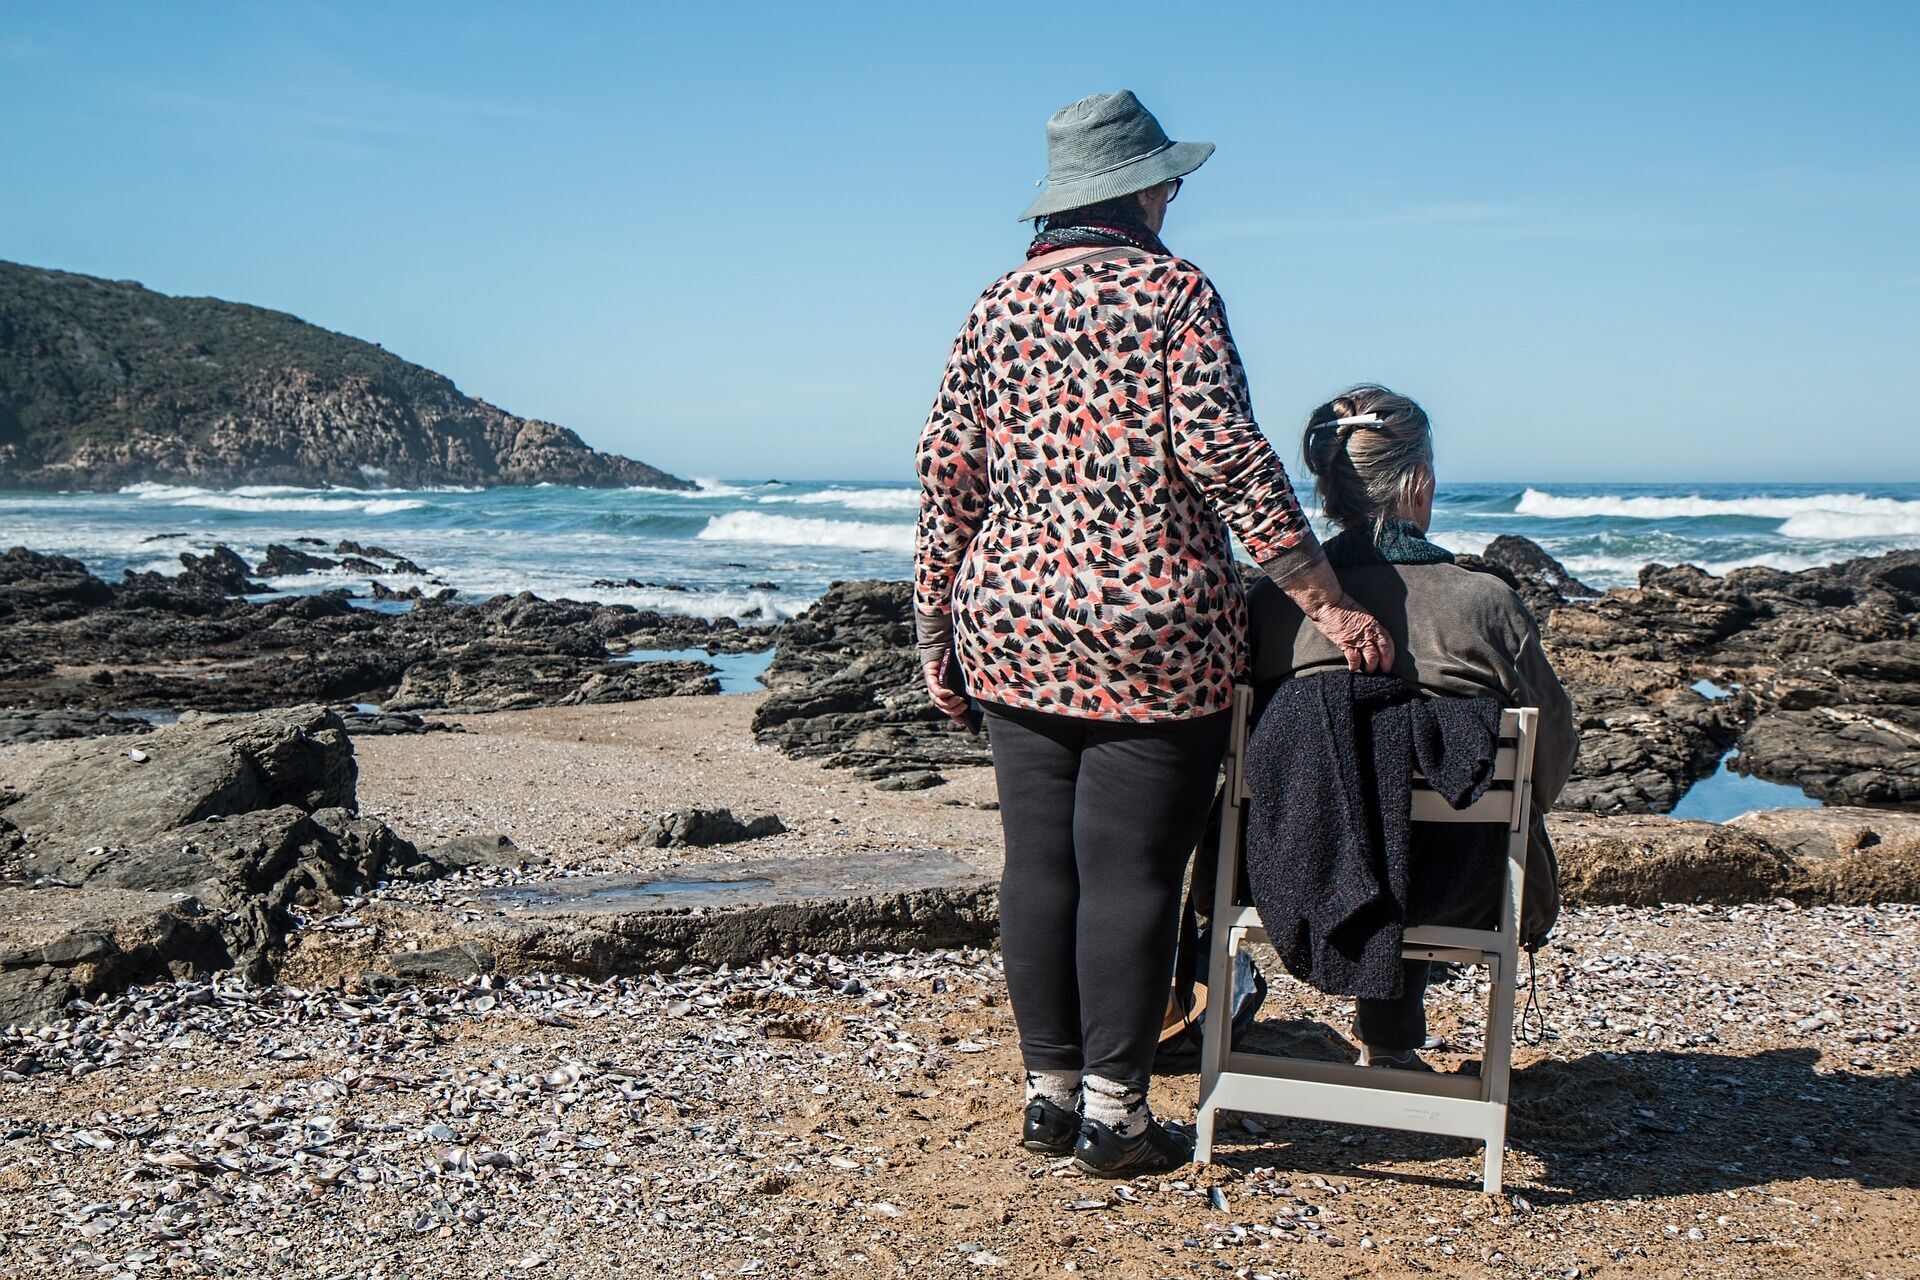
[1301,384,1434,537]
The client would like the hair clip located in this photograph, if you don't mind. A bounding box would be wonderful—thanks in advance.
[1327,414,1382,428]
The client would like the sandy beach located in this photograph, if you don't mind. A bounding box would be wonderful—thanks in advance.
[3,693,1918,1278]
[350,696,1005,878]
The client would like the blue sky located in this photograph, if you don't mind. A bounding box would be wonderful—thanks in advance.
[3,2,1915,483]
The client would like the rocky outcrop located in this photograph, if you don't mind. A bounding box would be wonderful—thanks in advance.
[747,547,1918,810]
[0,707,435,1021]
[1464,535,1598,619]
[1550,811,1920,906]
[0,546,760,714]
[286,850,1003,983]
[1550,814,1804,905]
[7,705,358,866]
[0,709,153,746]
[0,888,234,1025]
[752,581,991,781]
[0,259,690,491]
[1527,548,1920,811]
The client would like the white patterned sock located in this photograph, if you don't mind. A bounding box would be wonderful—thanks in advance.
[1024,1068,1081,1111]
[1082,1073,1150,1138]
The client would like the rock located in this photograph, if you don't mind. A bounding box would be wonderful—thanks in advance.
[309,806,421,888]
[873,770,946,792]
[1726,806,1920,863]
[0,888,234,1025]
[636,809,785,849]
[28,804,401,919]
[421,833,527,871]
[6,705,356,866]
[337,556,387,575]
[390,942,496,981]
[385,648,717,712]
[0,546,114,622]
[1808,839,1920,904]
[0,549,766,715]
[177,545,267,595]
[1463,535,1597,618]
[1737,706,1920,806]
[352,850,997,979]
[256,544,338,576]
[752,581,990,781]
[1551,814,1804,905]
[0,709,154,745]
[0,708,428,1017]
[333,707,457,735]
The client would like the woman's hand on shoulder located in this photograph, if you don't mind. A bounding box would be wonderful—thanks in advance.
[1277,557,1398,673]
[1306,594,1398,674]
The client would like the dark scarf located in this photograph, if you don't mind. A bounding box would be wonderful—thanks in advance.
[1026,221,1169,259]
[1323,519,1454,569]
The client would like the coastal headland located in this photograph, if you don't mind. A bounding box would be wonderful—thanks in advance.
[0,261,690,492]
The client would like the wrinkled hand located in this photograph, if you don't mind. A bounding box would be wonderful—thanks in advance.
[923,652,974,727]
[1308,595,1398,673]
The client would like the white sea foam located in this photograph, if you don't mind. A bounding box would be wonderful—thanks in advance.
[182,494,426,515]
[118,480,434,513]
[696,511,914,554]
[684,477,757,499]
[1517,488,1920,534]
[759,486,918,513]
[1429,529,1496,557]
[1778,510,1920,539]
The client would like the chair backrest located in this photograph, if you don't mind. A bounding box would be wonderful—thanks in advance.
[1224,690,1536,833]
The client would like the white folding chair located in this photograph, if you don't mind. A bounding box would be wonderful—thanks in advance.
[1193,685,1540,1194]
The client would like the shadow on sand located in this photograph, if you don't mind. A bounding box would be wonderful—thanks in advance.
[1199,1018,1920,1200]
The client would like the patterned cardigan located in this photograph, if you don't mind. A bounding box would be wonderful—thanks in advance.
[915,249,1323,722]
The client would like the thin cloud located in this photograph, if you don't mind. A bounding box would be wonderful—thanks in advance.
[111,74,569,149]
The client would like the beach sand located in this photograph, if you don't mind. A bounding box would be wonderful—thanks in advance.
[2,696,1917,1278]
[350,694,1006,875]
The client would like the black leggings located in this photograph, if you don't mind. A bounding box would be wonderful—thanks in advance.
[984,701,1229,1092]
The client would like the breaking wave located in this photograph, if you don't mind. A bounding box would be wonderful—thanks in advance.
[119,482,427,515]
[1516,487,1920,536]
[759,486,918,512]
[695,511,914,554]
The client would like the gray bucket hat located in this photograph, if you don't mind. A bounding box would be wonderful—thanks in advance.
[1020,90,1214,221]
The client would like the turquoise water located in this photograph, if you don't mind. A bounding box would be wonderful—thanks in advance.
[1671,750,1824,822]
[617,647,775,694]
[3,480,1917,619]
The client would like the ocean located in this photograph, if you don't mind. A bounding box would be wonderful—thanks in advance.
[3,480,1919,619]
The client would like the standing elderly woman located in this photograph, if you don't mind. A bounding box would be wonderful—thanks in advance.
[915,90,1395,1175]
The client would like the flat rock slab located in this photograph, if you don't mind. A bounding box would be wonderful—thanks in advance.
[0,886,235,1026]
[369,849,999,980]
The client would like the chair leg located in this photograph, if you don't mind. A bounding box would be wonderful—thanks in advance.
[1194,1099,1217,1164]
[1482,1120,1505,1195]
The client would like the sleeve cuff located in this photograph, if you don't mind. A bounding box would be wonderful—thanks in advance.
[1257,538,1327,588]
[915,608,954,663]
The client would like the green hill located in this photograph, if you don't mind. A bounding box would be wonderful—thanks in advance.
[0,261,688,491]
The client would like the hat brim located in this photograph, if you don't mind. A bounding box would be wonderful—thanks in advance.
[1019,139,1214,221]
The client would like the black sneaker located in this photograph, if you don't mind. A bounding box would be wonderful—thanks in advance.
[1358,1044,1435,1072]
[1022,1096,1078,1156]
[1071,1116,1193,1177]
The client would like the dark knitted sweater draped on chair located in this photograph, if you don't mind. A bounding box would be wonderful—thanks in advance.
[1243,670,1503,1000]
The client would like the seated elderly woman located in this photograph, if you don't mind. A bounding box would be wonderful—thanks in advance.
[1243,384,1578,1070]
